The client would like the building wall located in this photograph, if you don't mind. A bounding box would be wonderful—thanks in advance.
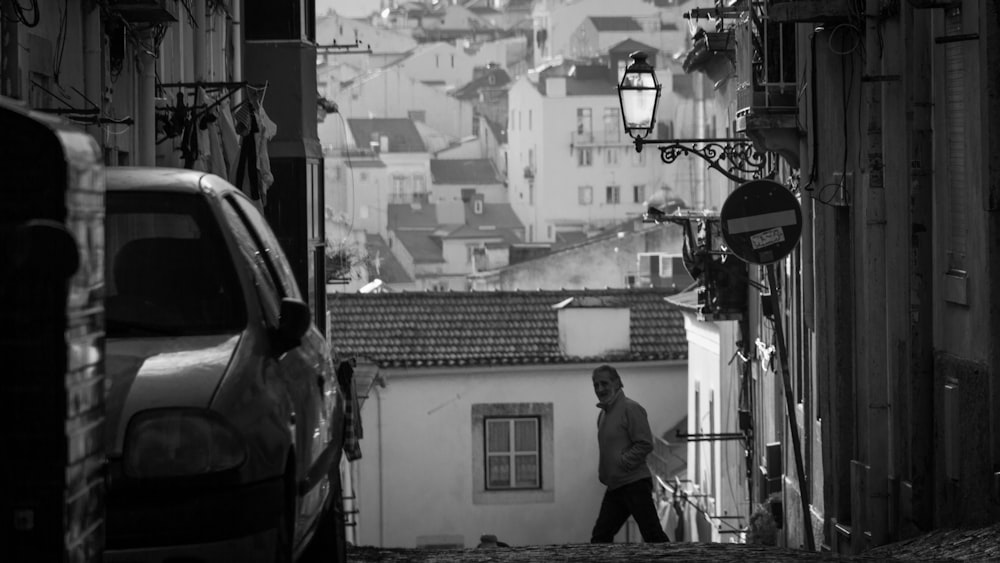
[335,69,474,140]
[507,77,660,242]
[316,12,418,59]
[682,313,749,542]
[473,222,686,291]
[467,35,529,71]
[431,183,507,204]
[531,0,662,65]
[354,361,687,548]
[398,43,478,89]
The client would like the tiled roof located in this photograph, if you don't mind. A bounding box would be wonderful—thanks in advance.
[537,62,618,97]
[590,16,642,32]
[608,38,658,54]
[347,118,426,153]
[452,68,511,99]
[430,159,501,185]
[388,203,438,230]
[328,289,687,368]
[461,201,523,230]
[393,230,445,264]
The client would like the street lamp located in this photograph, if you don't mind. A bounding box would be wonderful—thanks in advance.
[618,51,660,140]
[617,51,766,184]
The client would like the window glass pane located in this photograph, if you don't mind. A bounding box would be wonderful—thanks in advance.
[229,195,302,300]
[514,419,537,450]
[486,420,510,452]
[106,192,245,335]
[514,454,538,487]
[488,456,511,488]
[221,201,280,324]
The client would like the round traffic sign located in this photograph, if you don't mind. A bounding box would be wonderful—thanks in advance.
[720,180,802,265]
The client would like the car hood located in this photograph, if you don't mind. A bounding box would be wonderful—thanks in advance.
[104,334,241,457]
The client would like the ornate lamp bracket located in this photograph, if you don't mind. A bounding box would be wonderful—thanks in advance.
[633,136,766,184]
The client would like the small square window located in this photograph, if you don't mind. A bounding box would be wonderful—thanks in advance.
[606,185,620,204]
[485,417,540,490]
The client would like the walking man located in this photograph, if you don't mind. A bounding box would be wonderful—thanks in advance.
[590,364,670,543]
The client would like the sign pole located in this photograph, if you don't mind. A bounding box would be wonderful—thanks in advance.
[765,264,814,551]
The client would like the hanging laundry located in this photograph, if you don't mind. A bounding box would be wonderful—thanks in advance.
[218,102,241,179]
[253,88,277,204]
[191,87,213,173]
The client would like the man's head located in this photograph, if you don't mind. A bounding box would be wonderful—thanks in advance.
[592,364,623,404]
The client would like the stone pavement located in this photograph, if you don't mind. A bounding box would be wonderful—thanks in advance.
[347,522,1000,562]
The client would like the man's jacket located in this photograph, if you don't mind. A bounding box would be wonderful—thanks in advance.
[596,390,654,490]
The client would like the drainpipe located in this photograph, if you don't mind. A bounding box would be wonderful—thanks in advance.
[82,1,103,141]
[0,12,19,98]
[862,0,889,548]
[694,73,706,210]
[232,0,243,105]
[137,33,156,165]
[194,0,206,82]
[376,386,384,547]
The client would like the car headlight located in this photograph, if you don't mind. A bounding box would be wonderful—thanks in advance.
[123,408,247,479]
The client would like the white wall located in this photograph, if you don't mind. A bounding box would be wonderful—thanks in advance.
[398,43,477,90]
[683,313,723,542]
[335,69,474,141]
[506,76,663,243]
[355,361,687,548]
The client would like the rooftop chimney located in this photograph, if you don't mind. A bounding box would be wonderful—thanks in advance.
[552,297,630,357]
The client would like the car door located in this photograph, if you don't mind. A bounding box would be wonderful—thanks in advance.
[221,193,335,545]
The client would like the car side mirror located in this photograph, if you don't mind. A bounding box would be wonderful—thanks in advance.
[273,297,311,355]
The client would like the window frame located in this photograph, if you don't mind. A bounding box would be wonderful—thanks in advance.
[484,416,541,490]
[606,185,621,204]
[472,403,554,505]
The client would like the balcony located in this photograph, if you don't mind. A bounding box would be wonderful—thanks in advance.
[107,0,178,23]
[683,29,736,89]
[767,0,852,23]
[734,10,801,168]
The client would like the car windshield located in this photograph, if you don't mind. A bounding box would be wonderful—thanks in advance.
[105,191,246,337]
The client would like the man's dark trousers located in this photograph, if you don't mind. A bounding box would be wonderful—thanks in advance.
[590,477,670,543]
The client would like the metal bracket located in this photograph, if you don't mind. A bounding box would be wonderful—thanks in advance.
[635,137,767,183]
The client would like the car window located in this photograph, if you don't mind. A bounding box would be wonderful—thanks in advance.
[228,194,303,301]
[220,198,281,325]
[105,192,246,336]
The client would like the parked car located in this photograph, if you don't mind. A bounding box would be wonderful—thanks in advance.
[102,167,346,562]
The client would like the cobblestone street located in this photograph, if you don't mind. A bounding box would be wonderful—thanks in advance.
[347,522,1000,562]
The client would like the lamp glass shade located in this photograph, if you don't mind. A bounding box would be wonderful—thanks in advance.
[618,52,661,138]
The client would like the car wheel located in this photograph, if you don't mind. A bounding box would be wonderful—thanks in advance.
[301,471,347,563]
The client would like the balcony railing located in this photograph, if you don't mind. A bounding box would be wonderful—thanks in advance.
[570,130,628,148]
[388,192,430,204]
[767,0,853,23]
[734,4,801,167]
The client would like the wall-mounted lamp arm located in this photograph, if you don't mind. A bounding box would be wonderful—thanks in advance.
[633,136,767,184]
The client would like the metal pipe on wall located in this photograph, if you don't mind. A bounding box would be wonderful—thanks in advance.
[232,0,243,105]
[137,39,156,165]
[82,1,103,143]
[194,0,206,82]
